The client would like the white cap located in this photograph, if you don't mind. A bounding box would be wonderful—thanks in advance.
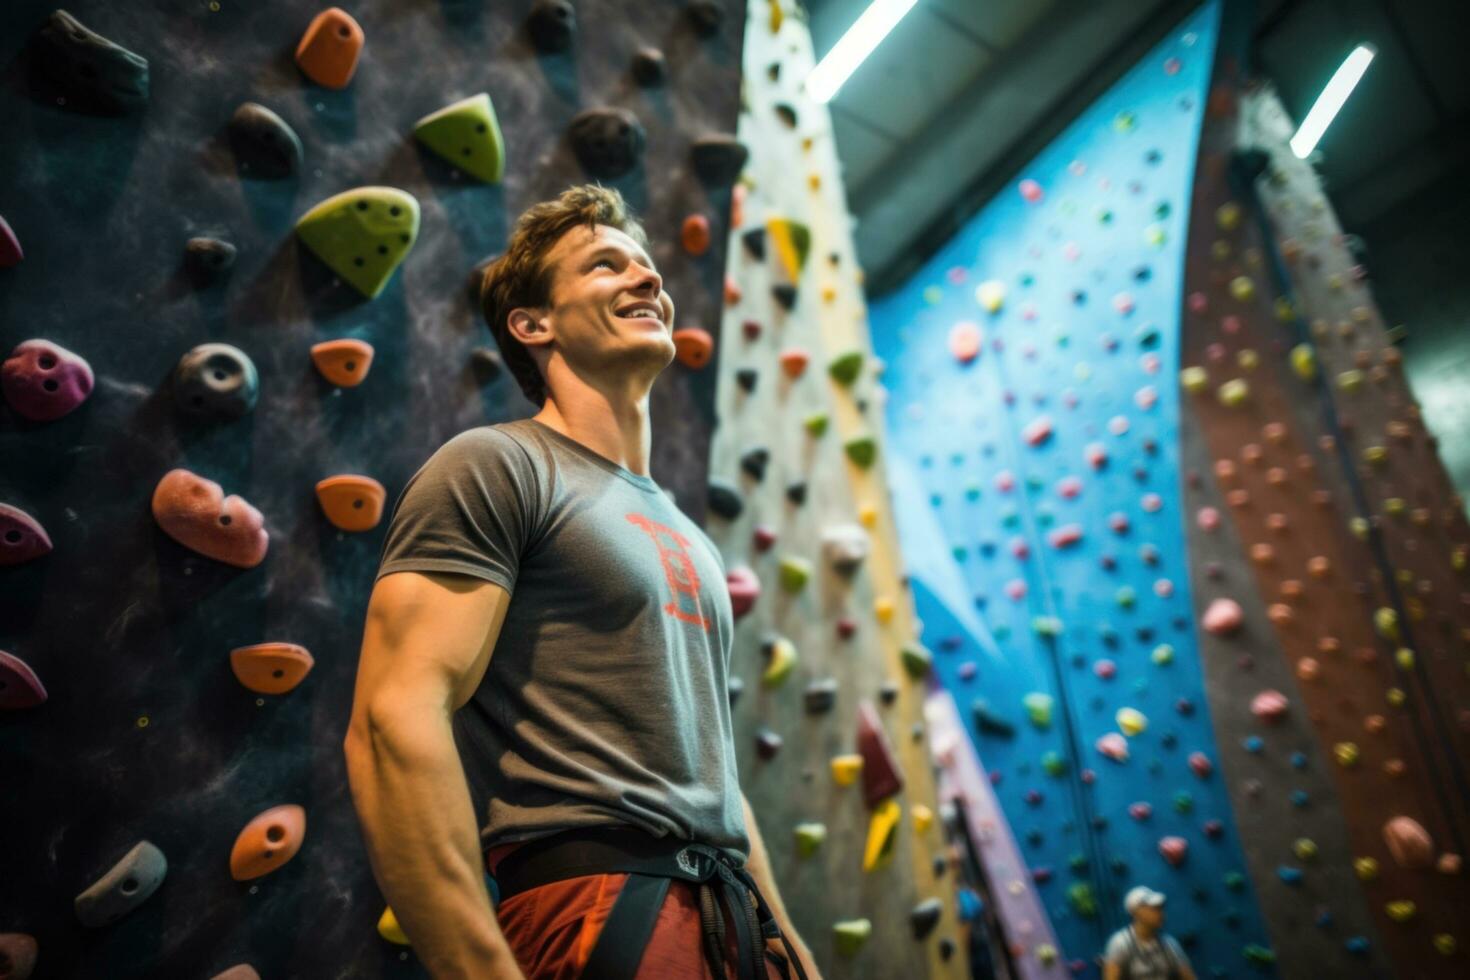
[1124,886,1167,913]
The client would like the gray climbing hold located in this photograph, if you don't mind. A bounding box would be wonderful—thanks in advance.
[527,0,575,53]
[734,367,758,393]
[568,108,646,179]
[910,898,943,940]
[708,478,744,520]
[172,343,259,422]
[470,347,503,383]
[739,447,769,481]
[687,1,724,37]
[33,10,149,115]
[785,481,807,506]
[75,840,167,927]
[632,47,666,86]
[822,524,870,575]
[879,681,899,706]
[691,135,748,187]
[755,728,783,759]
[804,678,839,715]
[228,102,302,179]
[771,284,797,310]
[184,237,236,283]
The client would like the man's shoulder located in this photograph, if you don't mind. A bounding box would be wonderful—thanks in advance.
[1104,928,1133,959]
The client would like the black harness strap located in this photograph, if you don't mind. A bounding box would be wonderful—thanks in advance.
[492,824,809,980]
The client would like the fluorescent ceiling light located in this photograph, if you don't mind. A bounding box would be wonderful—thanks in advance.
[1290,43,1376,158]
[806,0,919,104]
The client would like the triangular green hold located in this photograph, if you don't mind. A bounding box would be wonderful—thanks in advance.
[413,93,505,183]
[900,644,931,679]
[844,434,877,469]
[295,187,421,299]
[778,556,811,592]
[794,822,827,857]
[828,350,863,385]
[804,412,828,437]
[834,918,872,956]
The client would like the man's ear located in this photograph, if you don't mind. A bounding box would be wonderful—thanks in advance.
[507,307,553,349]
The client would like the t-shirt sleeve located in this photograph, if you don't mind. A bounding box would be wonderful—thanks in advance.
[375,427,542,592]
[1104,930,1131,965]
[1166,936,1191,968]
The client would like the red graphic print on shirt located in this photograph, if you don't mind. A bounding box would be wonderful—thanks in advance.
[625,512,711,631]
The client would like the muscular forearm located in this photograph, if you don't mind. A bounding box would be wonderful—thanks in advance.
[345,708,523,979]
[742,793,821,977]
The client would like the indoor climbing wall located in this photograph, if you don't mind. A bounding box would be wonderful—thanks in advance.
[868,2,1279,976]
[1171,28,1470,976]
[0,2,747,977]
[700,3,964,976]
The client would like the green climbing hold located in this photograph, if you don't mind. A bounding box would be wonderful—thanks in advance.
[412,93,505,183]
[804,412,829,437]
[833,918,872,956]
[761,635,798,687]
[794,822,827,857]
[767,218,812,280]
[1042,751,1067,776]
[1067,882,1098,918]
[828,350,864,386]
[1151,643,1175,665]
[1032,616,1062,637]
[901,644,932,680]
[1224,870,1245,890]
[778,556,811,592]
[844,435,877,469]
[296,187,421,298]
[1243,944,1276,967]
[1116,585,1136,609]
[1023,692,1053,729]
[1172,790,1193,813]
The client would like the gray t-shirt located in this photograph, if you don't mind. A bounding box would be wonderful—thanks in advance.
[1104,926,1190,979]
[374,418,749,863]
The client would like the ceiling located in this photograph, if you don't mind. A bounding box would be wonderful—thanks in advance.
[807,0,1470,296]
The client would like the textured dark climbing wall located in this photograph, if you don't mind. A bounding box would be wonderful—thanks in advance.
[1173,49,1470,978]
[701,4,964,976]
[0,1,745,976]
[869,3,1282,977]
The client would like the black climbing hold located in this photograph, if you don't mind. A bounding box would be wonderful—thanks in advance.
[855,397,868,414]
[172,343,259,422]
[470,347,503,383]
[971,699,1015,738]
[728,675,744,707]
[1229,146,1271,186]
[690,134,748,186]
[785,481,806,506]
[734,367,758,393]
[932,854,947,878]
[739,447,769,482]
[741,228,767,261]
[803,678,838,715]
[774,103,797,128]
[755,728,782,759]
[527,0,575,53]
[687,0,724,37]
[708,478,744,520]
[631,47,666,86]
[910,721,924,741]
[910,898,943,940]
[828,251,840,266]
[32,10,149,115]
[878,681,898,706]
[568,108,646,179]
[766,62,780,82]
[771,284,797,310]
[229,102,303,179]
[939,937,956,961]
[184,237,236,284]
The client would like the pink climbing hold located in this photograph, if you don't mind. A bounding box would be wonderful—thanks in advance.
[2,339,95,422]
[1004,579,1027,601]
[1113,292,1135,316]
[1141,493,1162,513]
[1188,752,1213,778]
[1187,291,1208,313]
[1009,537,1030,559]
[1096,732,1129,762]
[995,470,1016,493]
[1250,689,1290,723]
[1158,836,1188,867]
[1108,513,1130,534]
[1202,598,1243,636]
[1019,178,1043,203]
[0,214,22,267]
[0,503,52,565]
[0,649,47,709]
[1056,476,1083,499]
[1022,415,1053,446]
[958,661,977,681]
[1085,443,1108,469]
[949,322,983,364]
[151,468,269,568]
[1128,802,1152,821]
[1196,506,1220,532]
[726,566,760,619]
[1203,819,1223,838]
[1048,524,1083,549]
[1383,816,1434,870]
[1094,659,1117,680]
[1134,385,1158,410]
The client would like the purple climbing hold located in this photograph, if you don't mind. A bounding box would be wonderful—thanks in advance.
[0,503,53,565]
[2,339,95,421]
[0,649,48,709]
[0,214,22,267]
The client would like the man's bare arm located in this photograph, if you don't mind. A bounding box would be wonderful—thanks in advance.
[343,570,525,980]
[741,791,823,979]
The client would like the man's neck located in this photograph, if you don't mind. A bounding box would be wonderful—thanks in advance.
[532,392,653,477]
[1132,922,1158,942]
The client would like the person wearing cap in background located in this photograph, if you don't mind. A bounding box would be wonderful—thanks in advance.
[1102,886,1197,980]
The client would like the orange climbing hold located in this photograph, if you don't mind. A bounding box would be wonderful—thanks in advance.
[229,804,306,881]
[682,214,711,256]
[672,327,714,369]
[230,642,315,695]
[315,475,386,531]
[152,469,269,568]
[294,8,364,89]
[310,339,375,387]
[778,348,810,378]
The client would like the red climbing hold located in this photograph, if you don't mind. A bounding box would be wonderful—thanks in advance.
[726,566,760,619]
[0,214,22,267]
[856,700,904,808]
[1158,836,1188,867]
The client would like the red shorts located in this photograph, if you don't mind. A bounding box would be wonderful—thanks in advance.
[487,840,791,979]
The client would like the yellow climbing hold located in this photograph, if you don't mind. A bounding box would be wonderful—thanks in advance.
[1374,607,1400,641]
[1334,742,1360,767]
[858,503,878,527]
[913,803,934,833]
[767,218,812,280]
[1386,900,1416,923]
[1116,707,1148,736]
[862,798,901,871]
[831,754,864,785]
[1290,344,1317,381]
[1355,857,1379,880]
[1293,838,1318,861]
[1274,297,1295,322]
[1336,369,1364,393]
[874,595,894,623]
[1218,378,1250,407]
[833,918,872,956]
[1433,934,1457,956]
[1363,445,1388,466]
[1229,276,1255,302]
[1395,647,1415,669]
[1215,202,1240,230]
[1387,687,1407,708]
[1237,348,1259,370]
[378,905,410,945]
[975,279,1006,313]
[1181,366,1209,394]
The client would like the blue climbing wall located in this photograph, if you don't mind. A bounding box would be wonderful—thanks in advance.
[870,2,1275,975]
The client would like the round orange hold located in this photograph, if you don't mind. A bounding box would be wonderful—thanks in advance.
[949,322,982,363]
[682,214,711,256]
[778,348,810,378]
[672,327,714,369]
[315,474,386,531]
[311,339,375,387]
[230,804,306,881]
[231,642,315,695]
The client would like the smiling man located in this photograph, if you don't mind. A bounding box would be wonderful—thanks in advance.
[343,185,817,980]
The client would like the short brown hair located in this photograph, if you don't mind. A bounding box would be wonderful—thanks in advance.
[479,185,650,405]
